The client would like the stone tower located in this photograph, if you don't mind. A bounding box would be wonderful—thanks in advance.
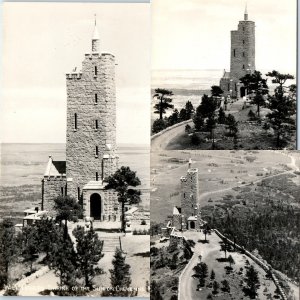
[220,5,255,98]
[180,167,199,228]
[66,20,118,200]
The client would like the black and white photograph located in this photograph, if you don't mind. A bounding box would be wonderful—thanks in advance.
[151,0,297,151]
[0,2,150,297]
[150,150,300,300]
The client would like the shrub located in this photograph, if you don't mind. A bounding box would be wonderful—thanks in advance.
[191,133,201,145]
[141,220,147,225]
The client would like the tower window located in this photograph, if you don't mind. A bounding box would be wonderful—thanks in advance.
[61,187,64,196]
[243,40,245,45]
[243,52,245,57]
[243,26,245,31]
[228,83,230,91]
[95,146,99,157]
[95,119,99,129]
[74,113,77,130]
[96,172,99,181]
[233,49,236,57]
[183,193,186,198]
[77,187,80,200]
[94,66,98,76]
[95,93,98,104]
[242,64,245,70]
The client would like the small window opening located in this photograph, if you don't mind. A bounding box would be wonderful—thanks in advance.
[96,172,99,181]
[95,146,99,157]
[95,120,99,129]
[74,113,77,130]
[77,187,80,200]
[61,187,64,195]
[94,66,98,76]
[242,64,245,70]
[243,52,245,57]
[95,94,98,103]
[233,49,236,57]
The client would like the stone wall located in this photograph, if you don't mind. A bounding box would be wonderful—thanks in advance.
[42,176,67,212]
[230,20,255,97]
[66,52,116,198]
[82,189,121,221]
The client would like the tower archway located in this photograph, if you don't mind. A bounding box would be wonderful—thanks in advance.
[90,193,101,220]
[240,86,246,97]
[190,221,195,229]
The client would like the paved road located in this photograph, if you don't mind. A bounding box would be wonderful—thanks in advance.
[151,120,193,152]
[178,231,220,300]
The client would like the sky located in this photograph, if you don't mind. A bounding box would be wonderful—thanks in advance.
[152,0,297,74]
[1,2,150,144]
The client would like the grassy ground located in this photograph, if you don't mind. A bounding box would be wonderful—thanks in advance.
[166,99,296,150]
[151,150,294,223]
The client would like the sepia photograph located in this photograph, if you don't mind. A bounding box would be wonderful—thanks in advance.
[151,0,297,151]
[0,2,150,297]
[150,150,300,300]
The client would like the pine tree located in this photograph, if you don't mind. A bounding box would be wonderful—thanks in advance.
[210,269,215,281]
[73,226,104,289]
[48,226,77,290]
[0,219,17,287]
[245,265,260,298]
[193,262,208,287]
[105,166,141,232]
[54,195,83,239]
[153,88,174,120]
[109,248,132,295]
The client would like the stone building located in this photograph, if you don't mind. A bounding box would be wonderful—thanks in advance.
[41,21,121,222]
[170,159,203,231]
[220,5,255,98]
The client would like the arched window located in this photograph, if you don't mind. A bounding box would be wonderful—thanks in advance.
[95,119,99,129]
[95,146,99,157]
[74,113,77,130]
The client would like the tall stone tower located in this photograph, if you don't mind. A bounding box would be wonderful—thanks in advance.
[220,5,255,98]
[66,20,118,200]
[180,167,199,228]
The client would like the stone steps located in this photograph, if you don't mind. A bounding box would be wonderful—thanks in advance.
[101,236,121,252]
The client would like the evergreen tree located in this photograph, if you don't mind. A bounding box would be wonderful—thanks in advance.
[212,281,220,294]
[105,166,141,232]
[193,262,208,287]
[221,279,230,293]
[109,248,131,295]
[21,225,41,273]
[152,119,167,134]
[210,269,215,281]
[54,195,83,239]
[240,71,268,117]
[266,71,296,147]
[179,108,187,121]
[153,88,174,120]
[73,226,104,288]
[211,85,224,97]
[185,101,195,119]
[225,114,238,136]
[168,109,179,126]
[193,110,205,131]
[150,280,163,300]
[0,219,17,286]
[220,240,231,259]
[218,107,226,124]
[245,265,260,298]
[48,227,78,290]
[228,255,235,268]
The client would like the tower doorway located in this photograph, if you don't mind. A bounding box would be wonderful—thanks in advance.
[90,193,101,220]
[190,221,195,229]
[240,87,246,97]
